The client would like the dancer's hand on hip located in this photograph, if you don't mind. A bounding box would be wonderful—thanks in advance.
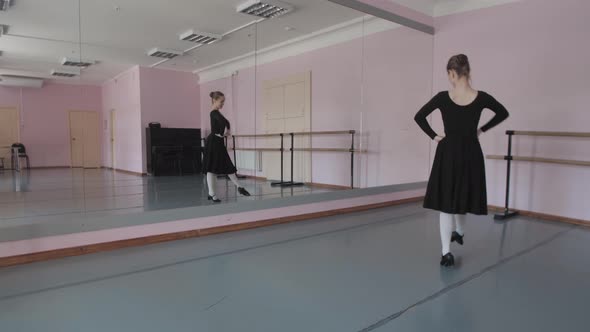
[434,135,445,143]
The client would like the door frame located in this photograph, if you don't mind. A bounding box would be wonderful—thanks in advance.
[0,107,21,169]
[68,110,100,168]
[0,107,21,139]
[262,71,312,182]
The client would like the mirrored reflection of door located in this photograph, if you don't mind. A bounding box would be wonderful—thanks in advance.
[0,107,19,166]
[69,111,100,168]
[263,72,311,183]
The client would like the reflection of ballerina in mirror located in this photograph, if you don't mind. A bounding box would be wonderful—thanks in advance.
[202,91,251,203]
[414,54,509,267]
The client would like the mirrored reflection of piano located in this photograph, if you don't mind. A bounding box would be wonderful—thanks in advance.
[146,127,202,176]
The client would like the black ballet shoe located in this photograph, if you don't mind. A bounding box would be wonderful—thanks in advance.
[451,231,464,245]
[238,187,251,197]
[440,253,455,267]
[208,195,221,203]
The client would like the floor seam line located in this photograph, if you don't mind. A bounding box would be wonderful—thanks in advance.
[357,226,574,332]
[0,207,425,301]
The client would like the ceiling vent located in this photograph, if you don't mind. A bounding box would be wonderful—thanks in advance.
[147,48,183,59]
[0,75,44,88]
[0,0,12,11]
[61,57,95,68]
[180,30,222,45]
[237,0,293,19]
[51,70,78,78]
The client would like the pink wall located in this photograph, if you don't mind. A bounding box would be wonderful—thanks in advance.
[101,66,143,173]
[433,0,590,220]
[0,83,102,167]
[139,67,200,172]
[201,26,433,187]
[362,27,433,187]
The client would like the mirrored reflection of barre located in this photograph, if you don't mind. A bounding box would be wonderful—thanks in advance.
[231,130,362,189]
[491,130,590,221]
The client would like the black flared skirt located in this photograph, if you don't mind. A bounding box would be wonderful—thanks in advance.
[202,134,237,175]
[423,135,488,215]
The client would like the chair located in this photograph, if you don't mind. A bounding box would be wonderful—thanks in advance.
[11,143,30,170]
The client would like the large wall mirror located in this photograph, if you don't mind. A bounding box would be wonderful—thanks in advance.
[0,0,434,249]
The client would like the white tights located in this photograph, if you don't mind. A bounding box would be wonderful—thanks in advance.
[206,173,242,198]
[440,212,466,255]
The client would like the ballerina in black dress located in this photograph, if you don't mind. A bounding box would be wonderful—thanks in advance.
[203,91,250,203]
[414,54,509,267]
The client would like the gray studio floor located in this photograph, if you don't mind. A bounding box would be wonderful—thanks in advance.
[1,199,589,331]
[0,168,337,242]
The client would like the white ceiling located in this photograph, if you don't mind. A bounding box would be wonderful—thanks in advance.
[0,0,363,85]
[0,0,519,85]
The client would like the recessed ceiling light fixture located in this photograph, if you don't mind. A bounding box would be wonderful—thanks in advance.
[237,0,293,19]
[61,57,95,68]
[51,70,79,78]
[180,30,222,45]
[147,48,183,59]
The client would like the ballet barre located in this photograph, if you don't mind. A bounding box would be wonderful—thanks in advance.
[487,155,590,167]
[231,130,361,189]
[490,130,590,220]
[288,130,359,189]
[289,130,356,136]
[232,133,292,186]
[509,131,590,138]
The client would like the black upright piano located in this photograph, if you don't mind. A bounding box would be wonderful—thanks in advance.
[146,127,202,176]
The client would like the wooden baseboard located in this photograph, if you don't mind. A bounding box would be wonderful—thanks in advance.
[29,166,71,169]
[0,196,424,268]
[102,167,147,177]
[236,176,351,190]
[237,174,267,181]
[489,205,590,227]
[307,182,351,190]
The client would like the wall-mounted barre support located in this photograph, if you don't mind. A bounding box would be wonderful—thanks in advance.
[494,130,518,220]
[231,135,246,179]
[269,133,304,188]
[271,133,303,187]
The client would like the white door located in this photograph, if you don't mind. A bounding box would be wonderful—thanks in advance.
[0,108,19,167]
[84,112,100,168]
[263,72,311,182]
[69,111,100,168]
